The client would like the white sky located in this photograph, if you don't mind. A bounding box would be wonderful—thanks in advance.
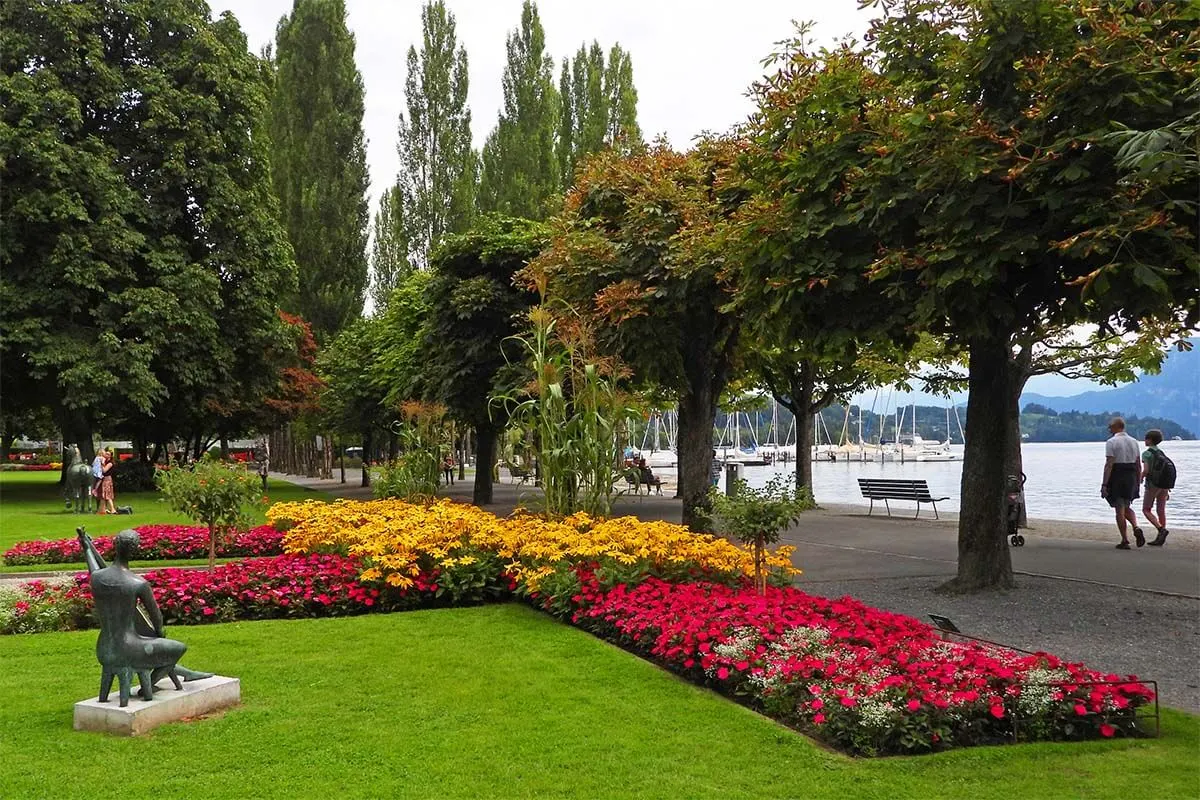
[207,0,869,204]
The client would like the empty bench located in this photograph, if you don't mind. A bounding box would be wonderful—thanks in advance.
[857,478,949,519]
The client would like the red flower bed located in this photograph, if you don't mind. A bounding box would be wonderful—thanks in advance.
[545,570,1155,756]
[2,525,285,566]
[4,552,513,634]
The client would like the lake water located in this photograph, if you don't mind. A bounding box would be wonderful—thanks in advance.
[733,441,1200,529]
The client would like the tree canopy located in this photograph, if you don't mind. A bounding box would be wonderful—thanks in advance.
[1,0,295,461]
[269,0,370,339]
[744,0,1199,590]
[422,216,546,504]
[397,0,477,269]
[477,1,560,220]
[528,142,743,527]
[557,41,642,186]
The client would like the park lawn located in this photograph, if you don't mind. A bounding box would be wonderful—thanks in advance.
[0,471,334,569]
[0,605,1195,800]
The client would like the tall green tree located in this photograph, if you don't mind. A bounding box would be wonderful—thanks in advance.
[477,1,559,219]
[421,216,545,505]
[557,42,642,186]
[745,1,1198,591]
[528,142,743,528]
[270,0,369,339]
[1,0,296,465]
[368,185,410,312]
[397,0,476,269]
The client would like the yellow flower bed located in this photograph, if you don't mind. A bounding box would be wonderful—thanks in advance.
[268,498,798,590]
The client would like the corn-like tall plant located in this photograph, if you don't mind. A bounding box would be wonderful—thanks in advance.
[374,401,447,501]
[497,304,634,517]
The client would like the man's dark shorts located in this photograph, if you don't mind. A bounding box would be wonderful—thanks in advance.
[1107,462,1140,509]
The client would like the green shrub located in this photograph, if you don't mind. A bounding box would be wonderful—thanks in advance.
[112,459,158,492]
[156,456,266,567]
[702,475,813,594]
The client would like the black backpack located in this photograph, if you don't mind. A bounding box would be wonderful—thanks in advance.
[1147,448,1177,490]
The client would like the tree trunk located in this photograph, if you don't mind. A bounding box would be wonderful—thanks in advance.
[473,424,496,505]
[941,335,1016,592]
[361,429,372,487]
[793,407,815,500]
[678,381,717,530]
[793,367,818,501]
[0,432,13,463]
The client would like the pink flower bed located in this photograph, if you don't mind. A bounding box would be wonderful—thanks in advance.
[4,555,442,633]
[545,570,1155,755]
[2,525,284,566]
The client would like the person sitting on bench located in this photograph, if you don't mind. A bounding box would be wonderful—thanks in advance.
[636,458,662,494]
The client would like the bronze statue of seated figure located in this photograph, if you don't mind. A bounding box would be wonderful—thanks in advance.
[77,528,211,707]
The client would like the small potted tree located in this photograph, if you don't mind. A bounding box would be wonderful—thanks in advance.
[156,456,266,568]
[705,475,810,594]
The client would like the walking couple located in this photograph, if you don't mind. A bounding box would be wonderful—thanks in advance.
[1101,417,1173,549]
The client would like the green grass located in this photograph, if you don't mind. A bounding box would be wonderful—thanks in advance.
[0,471,334,571]
[1,604,1195,799]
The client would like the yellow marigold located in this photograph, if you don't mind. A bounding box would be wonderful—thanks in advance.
[264,497,801,590]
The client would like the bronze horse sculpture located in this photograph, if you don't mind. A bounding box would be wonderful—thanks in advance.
[63,445,94,513]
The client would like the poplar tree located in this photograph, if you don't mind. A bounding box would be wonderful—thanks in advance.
[557,42,641,185]
[477,1,559,219]
[270,0,370,339]
[368,185,410,312]
[397,0,476,269]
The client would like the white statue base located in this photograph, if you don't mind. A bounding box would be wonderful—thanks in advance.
[74,675,240,736]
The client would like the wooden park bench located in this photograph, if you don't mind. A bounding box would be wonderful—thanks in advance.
[624,470,663,496]
[504,461,533,484]
[857,478,949,520]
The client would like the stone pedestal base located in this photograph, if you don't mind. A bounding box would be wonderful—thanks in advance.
[74,675,240,736]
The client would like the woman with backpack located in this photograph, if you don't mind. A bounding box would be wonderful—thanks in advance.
[1140,429,1174,546]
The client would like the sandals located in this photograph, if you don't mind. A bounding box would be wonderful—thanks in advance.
[1115,541,1131,550]
[1149,529,1169,547]
[1134,527,1146,548]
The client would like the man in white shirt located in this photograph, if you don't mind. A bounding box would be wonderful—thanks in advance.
[1102,417,1145,549]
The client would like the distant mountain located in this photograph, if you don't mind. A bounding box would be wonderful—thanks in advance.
[1021,341,1199,435]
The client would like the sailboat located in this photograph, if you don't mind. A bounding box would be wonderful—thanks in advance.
[914,403,962,461]
[641,410,678,468]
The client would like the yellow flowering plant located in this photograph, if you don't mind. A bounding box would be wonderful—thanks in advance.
[267,498,799,599]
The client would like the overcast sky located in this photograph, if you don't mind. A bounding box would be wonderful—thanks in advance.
[208,0,870,204]
[205,0,1100,398]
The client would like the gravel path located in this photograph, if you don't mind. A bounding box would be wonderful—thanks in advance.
[800,572,1200,713]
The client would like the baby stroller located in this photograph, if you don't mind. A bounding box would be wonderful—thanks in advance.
[1007,473,1027,547]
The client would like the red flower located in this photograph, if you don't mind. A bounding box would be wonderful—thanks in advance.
[812,713,826,725]
[1099,723,1116,738]
[906,700,921,712]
